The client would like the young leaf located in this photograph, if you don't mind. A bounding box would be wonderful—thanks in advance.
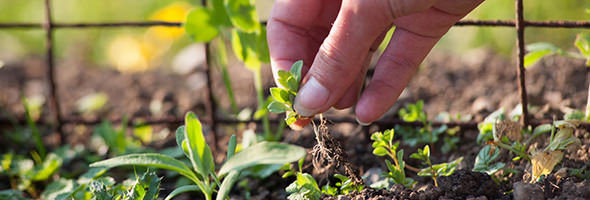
[575,33,590,65]
[216,170,240,200]
[184,112,215,178]
[270,88,292,105]
[524,42,562,68]
[286,76,299,92]
[218,142,306,176]
[164,185,200,200]
[175,125,190,158]
[277,70,292,89]
[231,29,261,70]
[223,0,260,32]
[268,101,291,113]
[184,8,219,42]
[473,145,505,175]
[290,60,303,83]
[227,134,237,160]
[89,153,198,184]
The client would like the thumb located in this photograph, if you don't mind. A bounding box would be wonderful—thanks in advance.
[293,0,391,117]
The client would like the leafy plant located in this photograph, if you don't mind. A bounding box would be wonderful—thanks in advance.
[370,129,416,188]
[282,159,322,200]
[410,145,463,187]
[395,101,449,150]
[473,145,506,175]
[267,60,304,125]
[90,112,306,200]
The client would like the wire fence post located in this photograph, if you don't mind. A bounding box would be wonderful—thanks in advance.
[43,0,65,144]
[200,0,218,152]
[515,0,530,127]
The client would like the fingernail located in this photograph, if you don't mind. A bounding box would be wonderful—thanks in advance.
[294,77,329,117]
[356,117,370,126]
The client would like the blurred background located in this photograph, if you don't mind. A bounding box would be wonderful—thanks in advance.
[1,0,590,138]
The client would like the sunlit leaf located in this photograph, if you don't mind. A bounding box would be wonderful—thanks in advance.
[184,112,215,177]
[231,29,261,70]
[164,185,200,200]
[531,150,563,182]
[219,142,306,176]
[216,170,240,200]
[473,145,505,175]
[184,8,219,42]
[575,33,590,66]
[267,101,291,113]
[223,0,260,32]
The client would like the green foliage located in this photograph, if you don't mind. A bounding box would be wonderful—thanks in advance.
[90,112,306,200]
[524,43,565,67]
[184,7,220,42]
[575,33,590,65]
[473,145,506,175]
[410,145,462,187]
[396,101,450,149]
[370,129,416,188]
[22,97,45,159]
[268,60,305,125]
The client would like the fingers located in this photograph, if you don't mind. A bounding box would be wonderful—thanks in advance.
[267,0,339,86]
[293,0,393,117]
[355,6,469,124]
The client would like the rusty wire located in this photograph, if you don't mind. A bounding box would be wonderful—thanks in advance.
[3,2,590,142]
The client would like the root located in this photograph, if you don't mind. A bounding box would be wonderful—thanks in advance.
[310,115,364,185]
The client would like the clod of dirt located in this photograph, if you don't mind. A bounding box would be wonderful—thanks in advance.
[553,179,590,199]
[437,170,502,199]
[513,182,544,200]
[310,117,363,185]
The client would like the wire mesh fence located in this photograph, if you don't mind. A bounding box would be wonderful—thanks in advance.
[2,0,590,146]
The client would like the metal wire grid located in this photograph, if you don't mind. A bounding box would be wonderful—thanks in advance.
[1,0,590,145]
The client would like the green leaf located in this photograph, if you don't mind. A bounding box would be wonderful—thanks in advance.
[285,114,297,125]
[575,33,590,64]
[211,0,232,27]
[257,26,270,63]
[175,125,190,158]
[223,0,260,32]
[30,153,63,181]
[216,170,240,200]
[89,153,198,183]
[532,124,552,137]
[232,29,261,70]
[41,179,75,200]
[227,134,237,160]
[372,147,388,157]
[267,101,291,113]
[164,185,200,200]
[219,142,306,176]
[290,60,303,83]
[524,49,554,68]
[286,76,299,93]
[473,145,505,175]
[184,8,219,42]
[184,112,215,178]
[270,88,292,105]
[277,70,292,89]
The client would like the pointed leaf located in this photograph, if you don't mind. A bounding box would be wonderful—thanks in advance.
[89,153,198,183]
[216,170,240,200]
[184,112,215,178]
[164,185,200,200]
[219,142,305,176]
[290,60,303,83]
[270,88,291,105]
[175,125,189,158]
[227,134,237,160]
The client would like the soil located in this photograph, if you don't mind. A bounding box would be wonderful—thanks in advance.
[2,48,590,199]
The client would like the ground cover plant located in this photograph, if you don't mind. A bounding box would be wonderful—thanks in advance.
[3,1,590,200]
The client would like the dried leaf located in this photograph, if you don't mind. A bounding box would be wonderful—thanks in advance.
[494,120,522,142]
[531,150,563,182]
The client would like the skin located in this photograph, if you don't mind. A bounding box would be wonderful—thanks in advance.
[268,0,485,127]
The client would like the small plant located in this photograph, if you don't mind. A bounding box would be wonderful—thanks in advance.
[410,145,463,187]
[395,101,449,150]
[370,129,416,188]
[87,170,161,200]
[90,112,306,200]
[473,145,506,175]
[282,159,321,200]
[267,60,304,126]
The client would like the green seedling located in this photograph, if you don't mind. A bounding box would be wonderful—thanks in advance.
[370,129,416,188]
[395,101,449,151]
[410,145,463,187]
[282,158,321,200]
[90,112,306,200]
[267,60,305,125]
[321,174,364,196]
[473,145,506,175]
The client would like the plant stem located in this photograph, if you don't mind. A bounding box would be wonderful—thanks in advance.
[426,158,438,187]
[494,141,530,161]
[252,67,272,140]
[22,97,45,159]
[215,38,239,114]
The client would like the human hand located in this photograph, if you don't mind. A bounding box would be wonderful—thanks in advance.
[267,0,484,127]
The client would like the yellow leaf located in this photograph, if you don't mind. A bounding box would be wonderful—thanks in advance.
[530,150,563,182]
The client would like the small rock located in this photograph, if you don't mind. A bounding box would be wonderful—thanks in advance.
[362,167,384,186]
[513,182,544,200]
